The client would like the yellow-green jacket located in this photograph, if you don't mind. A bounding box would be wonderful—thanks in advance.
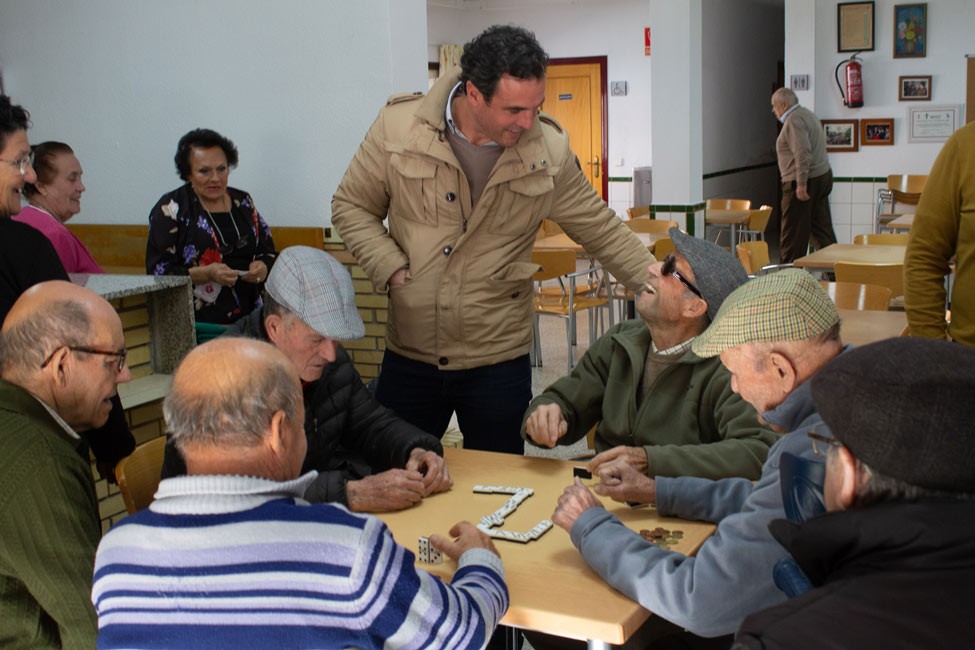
[332,70,652,369]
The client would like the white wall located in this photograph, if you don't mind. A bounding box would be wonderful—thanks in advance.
[0,0,427,227]
[810,0,971,176]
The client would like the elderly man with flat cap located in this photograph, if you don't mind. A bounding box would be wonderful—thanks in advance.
[163,245,450,512]
[550,269,846,647]
[734,337,975,649]
[94,338,508,649]
[523,228,776,483]
[0,280,130,648]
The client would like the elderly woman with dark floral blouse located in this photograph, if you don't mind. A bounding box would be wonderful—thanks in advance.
[146,128,276,325]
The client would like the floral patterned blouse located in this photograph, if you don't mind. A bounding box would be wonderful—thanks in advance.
[146,183,277,324]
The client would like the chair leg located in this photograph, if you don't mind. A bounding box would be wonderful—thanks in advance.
[565,317,574,372]
[531,315,543,367]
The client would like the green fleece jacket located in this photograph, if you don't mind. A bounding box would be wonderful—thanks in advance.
[0,380,100,648]
[521,320,776,480]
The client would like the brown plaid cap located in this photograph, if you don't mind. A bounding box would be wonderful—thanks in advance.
[691,269,839,357]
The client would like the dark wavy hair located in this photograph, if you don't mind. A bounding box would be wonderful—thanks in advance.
[174,128,239,181]
[22,141,74,199]
[459,25,549,102]
[0,95,30,152]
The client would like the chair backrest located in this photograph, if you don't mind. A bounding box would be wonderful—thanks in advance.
[747,205,774,232]
[269,226,324,251]
[626,218,678,234]
[834,262,904,297]
[627,205,651,220]
[887,174,927,195]
[653,237,675,259]
[736,241,771,275]
[531,249,578,283]
[706,198,751,211]
[115,436,168,515]
[820,281,892,311]
[853,232,911,246]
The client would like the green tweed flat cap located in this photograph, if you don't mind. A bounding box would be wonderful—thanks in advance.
[691,269,839,358]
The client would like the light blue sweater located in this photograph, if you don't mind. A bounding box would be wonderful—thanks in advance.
[571,379,826,637]
[92,472,508,649]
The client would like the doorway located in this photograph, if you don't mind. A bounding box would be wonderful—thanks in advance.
[544,57,608,200]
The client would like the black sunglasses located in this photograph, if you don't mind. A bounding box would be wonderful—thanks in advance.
[661,254,704,300]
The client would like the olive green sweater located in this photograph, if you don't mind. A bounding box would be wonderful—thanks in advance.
[0,380,99,648]
[522,320,777,480]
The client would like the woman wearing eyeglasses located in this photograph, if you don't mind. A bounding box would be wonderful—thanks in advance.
[146,128,277,325]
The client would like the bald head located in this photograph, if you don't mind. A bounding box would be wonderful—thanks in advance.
[165,338,305,479]
[1,280,129,430]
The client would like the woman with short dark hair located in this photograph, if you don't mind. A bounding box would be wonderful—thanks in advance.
[146,128,277,325]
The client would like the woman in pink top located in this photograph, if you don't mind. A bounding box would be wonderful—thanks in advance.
[13,141,104,273]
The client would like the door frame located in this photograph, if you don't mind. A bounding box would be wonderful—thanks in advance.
[548,56,609,200]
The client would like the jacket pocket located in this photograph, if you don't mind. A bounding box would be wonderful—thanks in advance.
[389,153,439,226]
[488,174,554,236]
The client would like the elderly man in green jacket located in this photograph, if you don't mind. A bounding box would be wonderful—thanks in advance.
[523,229,776,480]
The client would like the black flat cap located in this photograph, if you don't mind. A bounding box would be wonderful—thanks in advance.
[810,338,975,492]
[669,227,749,321]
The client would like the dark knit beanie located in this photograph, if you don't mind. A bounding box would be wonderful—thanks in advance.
[810,338,975,492]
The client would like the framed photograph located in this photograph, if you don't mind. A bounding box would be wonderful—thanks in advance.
[899,75,931,101]
[894,4,926,58]
[861,118,894,146]
[838,2,875,52]
[823,119,860,152]
[907,105,959,143]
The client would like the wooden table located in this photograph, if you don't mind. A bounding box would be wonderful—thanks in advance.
[838,309,907,345]
[885,213,915,232]
[378,448,715,649]
[705,209,751,245]
[534,231,662,253]
[793,244,907,271]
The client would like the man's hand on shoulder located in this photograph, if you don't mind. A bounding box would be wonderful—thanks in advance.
[430,521,500,561]
[406,448,453,496]
[593,460,657,505]
[588,445,649,476]
[553,478,605,533]
[524,403,568,448]
[346,469,425,512]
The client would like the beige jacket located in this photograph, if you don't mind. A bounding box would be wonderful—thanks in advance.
[776,105,831,186]
[332,70,652,369]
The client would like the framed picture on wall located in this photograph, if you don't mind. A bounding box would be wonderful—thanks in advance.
[894,4,926,58]
[837,2,875,52]
[899,75,931,101]
[908,105,960,143]
[823,119,860,152]
[861,118,894,145]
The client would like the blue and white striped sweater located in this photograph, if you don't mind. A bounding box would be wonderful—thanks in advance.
[92,473,507,649]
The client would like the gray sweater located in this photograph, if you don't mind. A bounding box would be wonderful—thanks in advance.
[775,105,831,186]
[570,377,827,637]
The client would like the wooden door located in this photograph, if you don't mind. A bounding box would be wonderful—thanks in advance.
[544,59,607,199]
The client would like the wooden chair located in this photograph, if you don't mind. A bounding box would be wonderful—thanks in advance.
[66,223,149,273]
[115,436,167,515]
[653,237,675,260]
[853,233,911,246]
[820,281,892,311]
[736,241,793,276]
[738,205,773,243]
[706,198,752,211]
[627,205,651,220]
[531,249,612,371]
[269,226,324,250]
[626,218,678,234]
[876,174,926,232]
[834,262,904,307]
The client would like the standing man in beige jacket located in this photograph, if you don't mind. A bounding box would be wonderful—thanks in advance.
[771,88,837,263]
[332,25,652,455]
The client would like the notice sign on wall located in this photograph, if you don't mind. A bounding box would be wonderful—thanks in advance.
[644,27,651,56]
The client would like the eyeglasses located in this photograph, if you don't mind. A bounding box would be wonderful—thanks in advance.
[41,345,128,373]
[1,154,32,175]
[807,430,842,456]
[661,254,704,300]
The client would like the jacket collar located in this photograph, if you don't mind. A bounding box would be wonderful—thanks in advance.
[0,379,86,453]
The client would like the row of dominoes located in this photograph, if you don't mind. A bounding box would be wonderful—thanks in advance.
[473,485,534,496]
[417,536,443,564]
[476,519,553,543]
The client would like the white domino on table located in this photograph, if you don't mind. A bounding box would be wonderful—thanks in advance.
[417,536,442,564]
[473,485,553,544]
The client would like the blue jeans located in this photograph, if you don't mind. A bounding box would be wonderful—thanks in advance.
[375,350,531,455]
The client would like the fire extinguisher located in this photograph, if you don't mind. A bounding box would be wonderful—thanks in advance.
[835,53,864,108]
